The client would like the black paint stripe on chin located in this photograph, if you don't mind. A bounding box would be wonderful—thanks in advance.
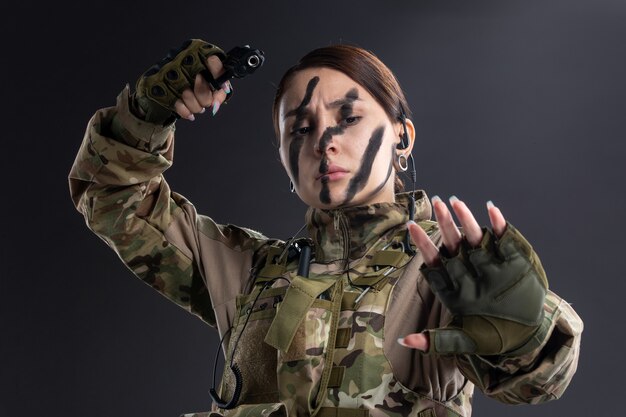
[288,76,320,186]
[320,177,331,204]
[342,126,386,205]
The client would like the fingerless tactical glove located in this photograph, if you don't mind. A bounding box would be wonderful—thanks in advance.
[421,223,548,356]
[134,39,226,124]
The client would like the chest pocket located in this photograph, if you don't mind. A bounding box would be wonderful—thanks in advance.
[218,285,287,406]
[218,243,302,407]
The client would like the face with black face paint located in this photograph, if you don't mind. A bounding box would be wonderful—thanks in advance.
[278,67,415,209]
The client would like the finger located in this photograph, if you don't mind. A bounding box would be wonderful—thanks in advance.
[206,54,226,79]
[223,80,233,95]
[486,201,507,237]
[193,73,214,108]
[174,99,195,121]
[210,88,228,116]
[449,196,483,247]
[205,55,231,115]
[398,333,430,351]
[431,195,462,255]
[181,88,204,114]
[407,221,440,266]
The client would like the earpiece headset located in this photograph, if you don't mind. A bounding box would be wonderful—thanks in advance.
[397,104,417,256]
[397,108,411,151]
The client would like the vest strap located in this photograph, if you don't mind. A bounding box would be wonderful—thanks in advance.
[368,250,407,268]
[255,245,288,283]
[310,279,344,415]
[417,409,436,417]
[327,366,345,388]
[264,275,337,352]
[335,328,351,348]
[341,292,360,311]
[316,407,370,417]
[256,263,286,282]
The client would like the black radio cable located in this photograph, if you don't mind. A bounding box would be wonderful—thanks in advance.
[209,276,291,409]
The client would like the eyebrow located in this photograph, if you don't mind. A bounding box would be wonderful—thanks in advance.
[327,88,361,109]
[283,88,362,120]
[327,95,362,109]
[284,107,308,120]
[284,77,320,121]
[284,107,301,120]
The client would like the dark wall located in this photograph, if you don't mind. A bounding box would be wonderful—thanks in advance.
[2,1,623,416]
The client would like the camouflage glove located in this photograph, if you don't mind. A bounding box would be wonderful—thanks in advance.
[420,223,548,356]
[134,39,227,124]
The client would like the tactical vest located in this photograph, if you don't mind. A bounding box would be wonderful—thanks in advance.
[202,224,472,417]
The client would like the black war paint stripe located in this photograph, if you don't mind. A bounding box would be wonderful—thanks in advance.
[319,155,331,204]
[288,139,304,188]
[348,143,395,207]
[342,126,386,205]
[318,88,359,204]
[318,88,359,154]
[318,125,345,158]
[288,76,320,186]
[320,177,331,204]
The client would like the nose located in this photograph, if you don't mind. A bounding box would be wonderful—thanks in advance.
[314,125,340,157]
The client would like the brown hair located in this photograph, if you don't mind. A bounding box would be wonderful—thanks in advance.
[272,44,412,193]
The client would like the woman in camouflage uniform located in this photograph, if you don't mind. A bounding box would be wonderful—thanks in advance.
[69,40,582,417]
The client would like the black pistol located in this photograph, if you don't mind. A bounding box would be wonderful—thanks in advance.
[207,45,265,89]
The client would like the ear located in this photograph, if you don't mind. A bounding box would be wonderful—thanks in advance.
[394,118,416,155]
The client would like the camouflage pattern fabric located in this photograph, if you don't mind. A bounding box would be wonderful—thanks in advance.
[69,88,583,417]
[215,203,582,417]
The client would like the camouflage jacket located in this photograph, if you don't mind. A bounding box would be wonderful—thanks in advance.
[69,87,583,417]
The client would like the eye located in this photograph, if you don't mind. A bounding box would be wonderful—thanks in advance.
[291,126,311,137]
[342,116,361,126]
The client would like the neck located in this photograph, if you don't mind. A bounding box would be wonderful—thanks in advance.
[305,191,431,263]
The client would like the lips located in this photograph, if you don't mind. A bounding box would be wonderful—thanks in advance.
[317,163,348,181]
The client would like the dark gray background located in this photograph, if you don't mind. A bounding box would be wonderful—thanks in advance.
[2,0,623,416]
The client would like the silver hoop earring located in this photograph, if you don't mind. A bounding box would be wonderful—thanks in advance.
[289,180,295,193]
[398,154,409,172]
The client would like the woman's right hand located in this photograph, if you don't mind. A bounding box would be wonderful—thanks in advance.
[173,55,231,120]
[134,39,232,124]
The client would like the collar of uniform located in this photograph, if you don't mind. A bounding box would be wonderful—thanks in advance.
[304,190,432,263]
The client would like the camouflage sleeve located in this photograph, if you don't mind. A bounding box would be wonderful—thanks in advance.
[455,290,583,404]
[68,85,268,329]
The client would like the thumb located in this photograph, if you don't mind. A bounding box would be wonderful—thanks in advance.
[425,328,477,355]
[398,332,430,351]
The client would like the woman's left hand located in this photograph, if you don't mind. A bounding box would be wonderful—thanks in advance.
[401,195,507,351]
